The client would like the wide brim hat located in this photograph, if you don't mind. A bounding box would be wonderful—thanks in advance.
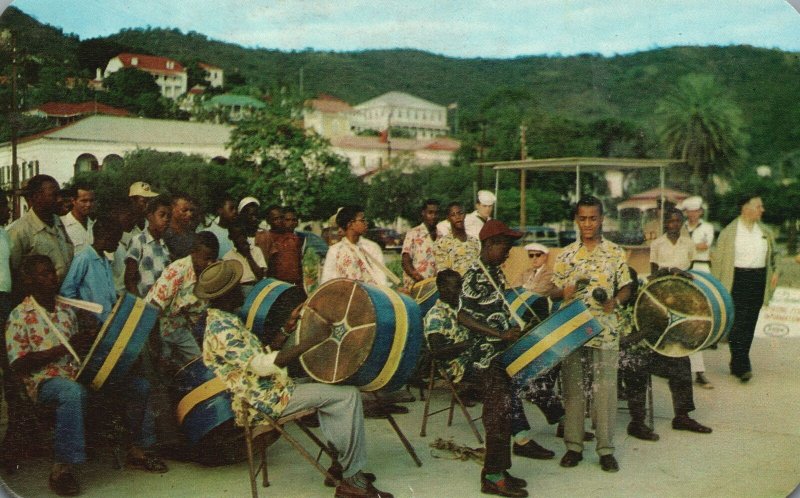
[195,260,243,299]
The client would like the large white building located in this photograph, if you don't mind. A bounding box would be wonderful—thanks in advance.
[103,53,188,100]
[0,115,232,188]
[351,91,449,139]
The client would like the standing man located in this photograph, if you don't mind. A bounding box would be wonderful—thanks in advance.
[437,191,495,239]
[127,181,160,238]
[9,175,74,282]
[267,206,304,288]
[401,199,439,288]
[163,193,197,260]
[681,196,716,387]
[61,184,95,254]
[712,194,777,383]
[552,195,631,473]
[205,195,237,259]
[433,202,481,276]
[320,205,387,287]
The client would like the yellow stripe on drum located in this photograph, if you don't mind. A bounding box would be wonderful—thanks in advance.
[90,298,146,390]
[245,281,285,330]
[361,288,409,391]
[691,273,728,346]
[509,291,532,319]
[175,377,227,425]
[76,296,124,380]
[505,310,597,378]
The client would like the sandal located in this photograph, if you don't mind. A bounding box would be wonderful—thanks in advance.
[49,468,80,496]
[126,452,169,473]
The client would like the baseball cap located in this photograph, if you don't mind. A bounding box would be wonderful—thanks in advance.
[128,181,158,198]
[479,219,523,241]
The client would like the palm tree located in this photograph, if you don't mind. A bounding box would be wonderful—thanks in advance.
[656,74,749,200]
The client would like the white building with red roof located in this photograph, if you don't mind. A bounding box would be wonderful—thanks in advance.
[103,53,188,100]
[199,63,224,88]
[330,135,460,176]
[26,101,130,126]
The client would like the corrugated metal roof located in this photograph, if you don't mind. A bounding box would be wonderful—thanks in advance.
[355,91,445,110]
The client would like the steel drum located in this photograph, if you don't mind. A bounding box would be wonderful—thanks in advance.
[239,278,307,344]
[634,270,734,357]
[505,287,549,326]
[297,278,424,392]
[173,357,237,447]
[407,277,439,317]
[497,299,603,383]
[76,293,159,390]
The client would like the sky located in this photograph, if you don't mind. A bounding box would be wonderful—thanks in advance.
[2,0,800,58]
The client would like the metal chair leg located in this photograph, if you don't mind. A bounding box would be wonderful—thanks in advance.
[420,361,436,437]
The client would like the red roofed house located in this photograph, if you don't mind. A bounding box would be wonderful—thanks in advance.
[26,102,130,126]
[330,135,460,177]
[103,53,188,100]
[303,94,355,139]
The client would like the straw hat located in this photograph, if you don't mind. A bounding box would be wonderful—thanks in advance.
[195,260,243,299]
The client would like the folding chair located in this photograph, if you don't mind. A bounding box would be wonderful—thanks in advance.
[240,401,339,498]
[419,350,483,445]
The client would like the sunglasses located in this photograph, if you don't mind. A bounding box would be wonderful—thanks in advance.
[528,252,546,258]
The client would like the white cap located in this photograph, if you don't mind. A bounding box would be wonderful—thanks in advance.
[237,196,260,213]
[477,190,496,205]
[128,181,158,198]
[681,196,704,211]
[523,243,549,254]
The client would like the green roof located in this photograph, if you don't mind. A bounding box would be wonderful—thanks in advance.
[203,94,266,109]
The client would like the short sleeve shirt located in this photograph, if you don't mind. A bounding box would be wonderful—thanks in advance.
[685,220,714,262]
[460,261,514,368]
[8,210,74,281]
[433,234,481,276]
[552,238,631,349]
[401,223,437,287]
[61,212,95,254]
[5,297,79,400]
[650,234,695,271]
[126,230,171,296]
[320,237,387,286]
[146,255,207,339]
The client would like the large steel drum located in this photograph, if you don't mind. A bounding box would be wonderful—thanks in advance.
[497,299,603,383]
[634,270,734,357]
[239,278,307,344]
[297,278,424,392]
[76,293,159,390]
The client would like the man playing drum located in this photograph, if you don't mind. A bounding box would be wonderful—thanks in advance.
[552,195,632,473]
[401,199,440,289]
[196,260,393,498]
[6,255,167,496]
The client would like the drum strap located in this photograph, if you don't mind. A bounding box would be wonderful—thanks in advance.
[30,296,81,364]
[476,260,525,328]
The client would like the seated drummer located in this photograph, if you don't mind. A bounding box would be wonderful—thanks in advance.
[196,260,393,498]
[460,220,555,498]
[619,268,713,441]
[5,255,167,497]
[145,232,218,370]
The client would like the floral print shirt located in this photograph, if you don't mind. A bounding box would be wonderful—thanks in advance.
[202,308,295,425]
[423,299,494,381]
[146,256,207,339]
[552,238,631,349]
[126,229,171,296]
[320,237,387,286]
[5,297,79,400]
[401,223,438,288]
[433,233,481,276]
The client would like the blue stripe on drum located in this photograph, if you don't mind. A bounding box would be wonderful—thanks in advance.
[348,283,424,392]
[689,271,735,346]
[498,299,602,383]
[417,291,439,317]
[77,293,158,388]
[174,359,235,447]
[239,278,294,335]
[504,288,545,324]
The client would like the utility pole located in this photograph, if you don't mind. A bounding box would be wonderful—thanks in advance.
[386,108,393,168]
[1,30,20,218]
[299,67,304,96]
[519,124,528,229]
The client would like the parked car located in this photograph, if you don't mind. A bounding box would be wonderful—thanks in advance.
[366,227,404,251]
[511,225,559,247]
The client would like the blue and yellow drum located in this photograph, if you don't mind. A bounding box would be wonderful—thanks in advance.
[77,293,158,390]
[173,357,236,447]
[407,277,439,317]
[635,270,734,357]
[498,299,603,383]
[297,278,424,392]
[504,287,549,325]
[239,278,307,344]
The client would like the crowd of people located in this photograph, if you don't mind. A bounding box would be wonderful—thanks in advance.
[0,175,778,497]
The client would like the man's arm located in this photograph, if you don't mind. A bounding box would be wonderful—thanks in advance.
[457,310,521,342]
[401,253,422,282]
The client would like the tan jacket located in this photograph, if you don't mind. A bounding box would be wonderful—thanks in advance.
[711,217,776,305]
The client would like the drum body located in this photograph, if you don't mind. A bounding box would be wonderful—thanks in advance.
[407,277,438,317]
[173,357,236,447]
[77,293,158,390]
[504,287,549,326]
[497,299,603,383]
[239,278,307,344]
[634,270,734,357]
[297,278,423,392]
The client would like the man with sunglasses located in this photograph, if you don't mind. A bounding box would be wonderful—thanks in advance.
[519,243,555,297]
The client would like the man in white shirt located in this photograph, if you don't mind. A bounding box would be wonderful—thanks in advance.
[60,185,95,254]
[437,190,496,239]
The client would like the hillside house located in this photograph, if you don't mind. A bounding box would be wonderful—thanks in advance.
[352,91,449,139]
[303,95,355,139]
[199,63,224,88]
[103,53,188,100]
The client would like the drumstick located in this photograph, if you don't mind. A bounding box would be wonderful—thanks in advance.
[56,296,104,315]
[476,259,526,329]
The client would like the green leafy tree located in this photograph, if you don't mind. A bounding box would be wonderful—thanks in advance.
[99,67,168,117]
[656,74,749,200]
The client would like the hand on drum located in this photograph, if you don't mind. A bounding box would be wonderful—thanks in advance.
[501,326,523,343]
[562,283,577,301]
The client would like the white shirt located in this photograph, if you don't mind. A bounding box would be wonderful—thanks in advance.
[685,220,714,262]
[464,211,488,240]
[650,233,695,271]
[320,237,387,286]
[223,245,266,283]
[733,219,768,268]
[61,212,94,254]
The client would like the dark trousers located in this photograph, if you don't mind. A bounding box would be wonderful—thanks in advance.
[729,268,766,376]
[482,361,514,474]
[620,349,694,422]
[518,366,565,425]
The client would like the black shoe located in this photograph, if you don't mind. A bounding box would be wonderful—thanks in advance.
[599,454,619,473]
[672,416,712,434]
[556,422,595,441]
[325,464,376,487]
[739,371,753,383]
[627,421,659,441]
[481,469,527,489]
[559,450,582,468]
[512,440,554,460]
[480,476,528,497]
[49,468,80,496]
